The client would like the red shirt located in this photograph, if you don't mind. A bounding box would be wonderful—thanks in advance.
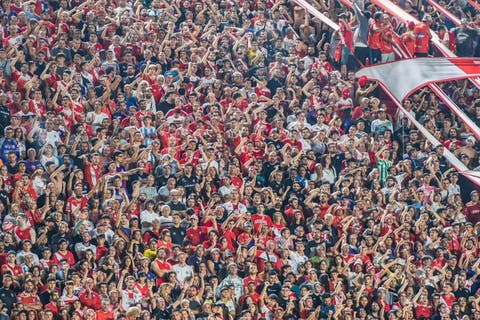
[66,195,88,212]
[96,246,109,261]
[414,23,430,54]
[402,32,416,57]
[1,263,23,277]
[135,283,150,298]
[441,293,456,309]
[185,226,207,246]
[340,23,354,52]
[85,164,103,189]
[368,22,383,50]
[14,226,33,242]
[17,292,41,307]
[154,259,172,285]
[243,276,264,291]
[415,305,433,319]
[25,209,43,226]
[251,214,273,232]
[222,229,237,252]
[53,250,76,266]
[380,34,394,54]
[44,301,59,316]
[29,100,46,118]
[78,290,102,310]
[96,310,115,320]
[464,201,480,225]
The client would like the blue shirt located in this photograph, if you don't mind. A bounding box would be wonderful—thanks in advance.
[0,138,19,163]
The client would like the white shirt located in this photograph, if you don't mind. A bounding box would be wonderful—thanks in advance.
[172,263,194,284]
[140,210,160,233]
[45,130,61,147]
[289,251,309,273]
[121,289,142,311]
[222,201,247,216]
[218,185,234,197]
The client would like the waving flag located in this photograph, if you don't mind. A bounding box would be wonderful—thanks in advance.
[356,58,480,101]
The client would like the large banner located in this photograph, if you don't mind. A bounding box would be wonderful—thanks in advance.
[356,58,480,101]
[356,58,480,141]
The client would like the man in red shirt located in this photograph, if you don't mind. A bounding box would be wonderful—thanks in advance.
[1,251,23,282]
[243,264,263,292]
[185,215,207,247]
[84,153,103,188]
[368,12,386,64]
[464,190,480,225]
[96,299,115,320]
[52,239,76,266]
[150,248,172,286]
[414,14,432,57]
[78,278,102,310]
[17,279,42,311]
[66,184,88,213]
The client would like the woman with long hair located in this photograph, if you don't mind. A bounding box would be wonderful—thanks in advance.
[14,127,26,158]
[206,248,224,276]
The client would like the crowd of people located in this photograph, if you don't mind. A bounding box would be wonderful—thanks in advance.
[0,0,479,319]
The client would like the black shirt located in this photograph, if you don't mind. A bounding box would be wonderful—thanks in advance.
[0,105,9,134]
[169,225,187,245]
[177,174,198,197]
[157,100,175,115]
[167,201,187,214]
[6,162,19,175]
[151,308,170,320]
[0,287,16,311]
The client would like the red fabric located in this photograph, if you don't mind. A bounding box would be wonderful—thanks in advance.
[78,290,102,310]
[414,23,430,54]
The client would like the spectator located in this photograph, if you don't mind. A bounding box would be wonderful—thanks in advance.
[453,19,478,57]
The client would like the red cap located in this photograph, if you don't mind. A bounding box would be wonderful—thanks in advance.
[358,76,368,87]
